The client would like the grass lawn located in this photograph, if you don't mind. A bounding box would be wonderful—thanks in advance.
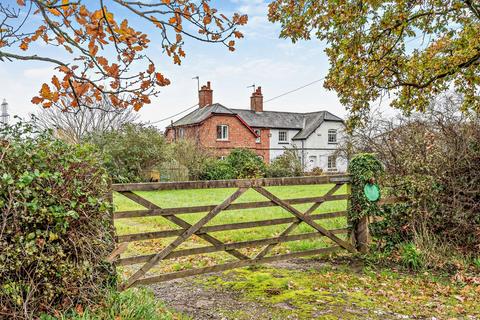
[40,288,189,320]
[113,184,349,276]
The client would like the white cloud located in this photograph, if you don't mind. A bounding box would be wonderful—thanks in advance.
[23,67,54,79]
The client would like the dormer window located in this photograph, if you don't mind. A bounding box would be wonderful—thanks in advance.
[328,129,337,144]
[217,125,229,141]
[278,130,288,143]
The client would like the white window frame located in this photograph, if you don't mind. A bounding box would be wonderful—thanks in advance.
[254,129,261,144]
[328,129,337,144]
[216,125,229,141]
[278,130,288,143]
[178,128,185,139]
[327,155,337,171]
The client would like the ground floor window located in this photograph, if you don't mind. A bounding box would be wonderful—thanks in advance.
[327,155,337,171]
[309,155,318,167]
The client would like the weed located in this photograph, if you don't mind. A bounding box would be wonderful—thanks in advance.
[399,242,423,270]
[473,257,480,269]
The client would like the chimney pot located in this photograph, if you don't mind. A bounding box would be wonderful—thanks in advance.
[199,81,213,108]
[250,86,263,112]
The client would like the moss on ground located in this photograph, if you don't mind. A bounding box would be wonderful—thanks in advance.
[199,263,480,319]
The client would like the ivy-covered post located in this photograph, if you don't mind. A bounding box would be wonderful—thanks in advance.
[347,153,384,253]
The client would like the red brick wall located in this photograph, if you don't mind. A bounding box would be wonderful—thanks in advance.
[165,125,201,143]
[199,115,270,162]
[165,114,270,163]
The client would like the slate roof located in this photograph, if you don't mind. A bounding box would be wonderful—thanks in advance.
[168,103,234,127]
[168,103,343,140]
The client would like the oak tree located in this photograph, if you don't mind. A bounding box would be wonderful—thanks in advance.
[269,0,480,126]
[0,1,247,111]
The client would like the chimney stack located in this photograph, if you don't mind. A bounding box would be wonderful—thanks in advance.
[250,86,263,112]
[198,81,213,108]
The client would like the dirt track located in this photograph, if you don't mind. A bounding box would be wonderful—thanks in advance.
[151,258,409,320]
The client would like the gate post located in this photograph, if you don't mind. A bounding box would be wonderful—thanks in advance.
[355,216,370,254]
[347,154,384,254]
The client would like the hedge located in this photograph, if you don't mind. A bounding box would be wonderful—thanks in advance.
[0,122,115,319]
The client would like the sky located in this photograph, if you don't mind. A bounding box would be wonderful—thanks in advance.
[0,0,354,130]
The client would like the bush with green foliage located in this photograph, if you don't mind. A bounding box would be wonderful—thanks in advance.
[225,148,266,179]
[266,149,303,178]
[200,158,237,180]
[0,122,115,319]
[201,148,266,180]
[87,123,169,183]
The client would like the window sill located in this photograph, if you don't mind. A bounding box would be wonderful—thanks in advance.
[216,139,230,142]
[328,142,338,145]
[278,142,289,145]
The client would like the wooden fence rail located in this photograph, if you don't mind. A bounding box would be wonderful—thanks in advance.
[110,175,357,289]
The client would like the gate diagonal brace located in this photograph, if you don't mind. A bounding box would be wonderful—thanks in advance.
[120,187,249,290]
[119,191,250,262]
[255,183,344,259]
[252,186,357,254]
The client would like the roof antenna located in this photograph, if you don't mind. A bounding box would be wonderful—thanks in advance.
[192,76,200,92]
[247,83,256,93]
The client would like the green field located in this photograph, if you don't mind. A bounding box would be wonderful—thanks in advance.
[113,184,349,276]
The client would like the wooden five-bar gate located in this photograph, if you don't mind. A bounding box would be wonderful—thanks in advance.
[109,175,358,290]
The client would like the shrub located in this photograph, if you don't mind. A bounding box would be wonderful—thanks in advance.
[87,123,169,183]
[310,167,323,176]
[170,140,213,180]
[200,149,266,180]
[266,149,303,177]
[0,122,115,319]
[200,159,236,180]
[225,148,266,179]
[347,94,480,266]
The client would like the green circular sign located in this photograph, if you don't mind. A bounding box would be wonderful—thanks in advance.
[364,183,380,202]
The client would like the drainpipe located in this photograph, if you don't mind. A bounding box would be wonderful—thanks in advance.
[171,120,176,142]
[301,140,305,170]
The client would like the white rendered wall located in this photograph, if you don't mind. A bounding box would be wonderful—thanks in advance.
[268,128,301,161]
[268,122,347,172]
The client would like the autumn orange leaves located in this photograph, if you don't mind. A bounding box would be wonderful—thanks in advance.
[6,1,247,111]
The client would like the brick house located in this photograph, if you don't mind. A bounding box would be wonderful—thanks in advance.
[165,82,347,172]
